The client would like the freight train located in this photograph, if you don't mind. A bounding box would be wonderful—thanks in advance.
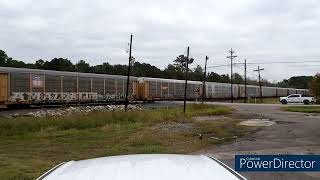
[0,67,309,108]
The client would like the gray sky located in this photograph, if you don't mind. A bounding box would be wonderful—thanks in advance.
[0,0,320,82]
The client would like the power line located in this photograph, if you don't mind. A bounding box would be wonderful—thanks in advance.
[232,63,252,75]
[207,64,230,68]
[237,60,320,65]
[208,60,320,68]
[234,65,259,78]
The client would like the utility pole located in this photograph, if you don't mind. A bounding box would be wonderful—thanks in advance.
[226,48,237,103]
[183,47,190,114]
[202,56,209,105]
[244,59,247,103]
[125,34,133,112]
[254,66,264,103]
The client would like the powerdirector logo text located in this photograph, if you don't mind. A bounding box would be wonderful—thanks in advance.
[235,155,320,172]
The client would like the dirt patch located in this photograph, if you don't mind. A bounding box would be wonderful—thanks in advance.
[192,116,229,121]
[239,119,276,127]
[227,111,266,119]
[149,122,193,133]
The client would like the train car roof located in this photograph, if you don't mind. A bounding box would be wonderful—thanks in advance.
[139,77,202,84]
[141,78,308,91]
[0,67,138,80]
[0,67,309,91]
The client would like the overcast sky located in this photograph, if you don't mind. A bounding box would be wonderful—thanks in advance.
[0,0,319,81]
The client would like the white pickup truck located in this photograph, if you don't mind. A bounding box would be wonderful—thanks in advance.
[280,94,315,105]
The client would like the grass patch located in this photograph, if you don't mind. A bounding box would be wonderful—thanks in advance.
[0,104,254,180]
[282,106,320,113]
[235,97,279,104]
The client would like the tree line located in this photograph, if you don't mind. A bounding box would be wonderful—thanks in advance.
[0,49,313,89]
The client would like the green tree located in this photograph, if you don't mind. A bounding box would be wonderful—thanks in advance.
[5,57,26,68]
[191,65,203,81]
[288,76,312,89]
[277,79,289,88]
[0,50,8,66]
[309,74,320,98]
[233,73,244,84]
[173,55,194,72]
[132,62,163,78]
[163,64,184,79]
[91,62,113,74]
[112,64,128,75]
[277,76,312,89]
[44,58,75,71]
[0,49,27,68]
[220,74,230,83]
[75,60,90,73]
[35,59,45,69]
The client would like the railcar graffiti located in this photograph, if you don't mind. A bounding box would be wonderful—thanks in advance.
[9,92,135,103]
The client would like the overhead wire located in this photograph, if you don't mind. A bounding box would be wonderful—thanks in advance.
[233,65,260,79]
[207,60,320,68]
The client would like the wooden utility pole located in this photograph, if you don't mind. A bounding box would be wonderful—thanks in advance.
[254,66,264,103]
[183,47,190,114]
[244,59,247,103]
[125,34,133,112]
[226,48,237,103]
[202,56,209,105]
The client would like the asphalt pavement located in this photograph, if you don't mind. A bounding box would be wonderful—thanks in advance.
[146,101,320,179]
[201,102,320,180]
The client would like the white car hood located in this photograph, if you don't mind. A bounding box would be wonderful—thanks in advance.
[39,154,243,180]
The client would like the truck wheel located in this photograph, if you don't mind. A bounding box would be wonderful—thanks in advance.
[281,100,287,104]
[304,100,310,105]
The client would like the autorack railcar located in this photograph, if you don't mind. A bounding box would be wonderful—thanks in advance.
[276,87,289,97]
[296,89,308,95]
[138,77,202,101]
[0,67,310,107]
[204,83,309,100]
[0,67,139,107]
[261,86,277,97]
[237,84,259,98]
[205,82,239,99]
[288,88,295,95]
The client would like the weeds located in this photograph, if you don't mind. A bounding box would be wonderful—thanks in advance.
[0,104,254,180]
[282,106,320,113]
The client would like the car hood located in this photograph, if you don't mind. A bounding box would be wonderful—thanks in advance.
[38,154,244,180]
